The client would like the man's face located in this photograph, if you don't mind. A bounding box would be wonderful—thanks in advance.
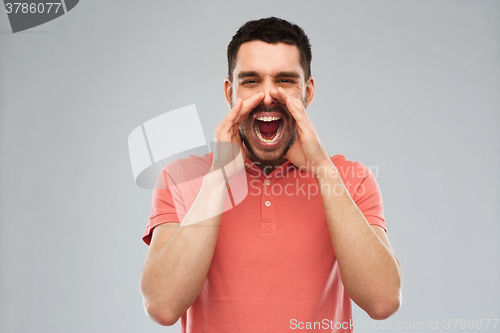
[225,41,314,162]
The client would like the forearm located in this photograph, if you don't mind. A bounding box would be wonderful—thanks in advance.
[315,165,402,319]
[140,170,229,323]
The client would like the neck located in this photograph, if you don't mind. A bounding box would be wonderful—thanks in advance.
[245,149,288,176]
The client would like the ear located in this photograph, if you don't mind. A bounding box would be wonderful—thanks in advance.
[305,76,315,107]
[224,78,232,107]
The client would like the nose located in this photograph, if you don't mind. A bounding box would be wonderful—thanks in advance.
[260,82,277,107]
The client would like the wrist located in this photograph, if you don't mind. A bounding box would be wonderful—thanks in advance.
[312,159,338,180]
[314,164,347,198]
[205,167,231,187]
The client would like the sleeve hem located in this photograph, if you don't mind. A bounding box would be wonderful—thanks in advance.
[142,213,183,246]
[365,215,387,232]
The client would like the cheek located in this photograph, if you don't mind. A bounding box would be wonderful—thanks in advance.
[284,85,305,100]
[238,89,257,98]
[233,90,253,104]
[241,117,253,131]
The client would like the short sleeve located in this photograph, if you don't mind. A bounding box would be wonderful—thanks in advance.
[142,153,213,245]
[353,166,386,232]
[142,168,185,246]
[330,155,387,231]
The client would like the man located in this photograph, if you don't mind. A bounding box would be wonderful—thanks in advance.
[140,17,402,332]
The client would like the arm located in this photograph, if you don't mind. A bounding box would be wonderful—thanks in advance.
[140,170,228,326]
[315,168,402,319]
[271,86,402,320]
[139,93,264,326]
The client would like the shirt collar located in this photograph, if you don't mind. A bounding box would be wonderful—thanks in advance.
[244,157,297,178]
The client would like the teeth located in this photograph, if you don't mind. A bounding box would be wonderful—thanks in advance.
[254,120,283,144]
[256,116,281,122]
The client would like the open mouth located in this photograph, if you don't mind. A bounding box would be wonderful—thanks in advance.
[252,114,285,147]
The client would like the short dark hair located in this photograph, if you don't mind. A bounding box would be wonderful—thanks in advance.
[227,17,312,82]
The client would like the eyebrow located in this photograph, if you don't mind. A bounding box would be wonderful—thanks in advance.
[236,71,301,80]
[237,71,259,80]
[276,71,301,80]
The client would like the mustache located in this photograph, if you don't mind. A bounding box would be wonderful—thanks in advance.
[251,103,288,115]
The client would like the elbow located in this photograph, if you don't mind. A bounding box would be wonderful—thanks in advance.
[143,299,181,326]
[367,294,402,320]
[140,276,181,326]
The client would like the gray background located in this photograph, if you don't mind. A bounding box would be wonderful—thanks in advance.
[1,1,499,332]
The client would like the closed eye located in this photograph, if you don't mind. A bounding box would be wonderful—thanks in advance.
[277,79,296,84]
[241,80,258,85]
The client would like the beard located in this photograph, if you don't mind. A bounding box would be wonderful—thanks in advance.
[232,96,307,162]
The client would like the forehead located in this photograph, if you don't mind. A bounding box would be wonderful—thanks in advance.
[234,41,303,78]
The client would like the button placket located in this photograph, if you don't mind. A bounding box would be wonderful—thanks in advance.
[261,175,275,235]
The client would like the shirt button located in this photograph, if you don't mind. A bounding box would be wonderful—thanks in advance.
[265,201,271,207]
[265,179,270,185]
[245,163,251,168]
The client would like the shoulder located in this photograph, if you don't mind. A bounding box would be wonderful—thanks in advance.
[329,154,375,197]
[330,154,372,179]
[163,152,213,183]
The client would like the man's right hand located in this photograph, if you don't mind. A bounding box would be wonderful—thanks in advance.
[140,92,266,326]
[212,92,264,179]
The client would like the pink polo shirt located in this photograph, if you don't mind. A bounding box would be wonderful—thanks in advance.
[143,153,386,332]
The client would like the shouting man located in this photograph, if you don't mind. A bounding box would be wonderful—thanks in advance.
[140,17,402,332]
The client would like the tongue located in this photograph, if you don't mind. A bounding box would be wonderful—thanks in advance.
[258,120,280,140]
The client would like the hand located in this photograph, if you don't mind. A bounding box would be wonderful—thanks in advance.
[212,92,264,179]
[270,87,334,178]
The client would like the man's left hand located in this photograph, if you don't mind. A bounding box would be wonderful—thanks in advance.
[270,87,334,178]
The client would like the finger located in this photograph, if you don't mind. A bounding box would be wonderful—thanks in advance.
[269,87,301,109]
[283,134,303,161]
[227,98,244,123]
[231,124,239,139]
[275,87,307,124]
[234,92,264,124]
[219,99,243,135]
[219,91,264,141]
[269,88,286,104]
[271,87,307,121]
[232,124,245,152]
[289,95,309,118]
